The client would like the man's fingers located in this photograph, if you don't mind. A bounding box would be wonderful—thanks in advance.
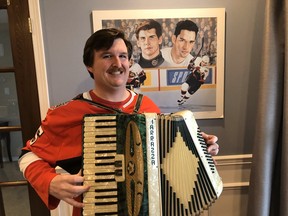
[207,143,219,156]
[201,132,218,144]
[63,197,85,208]
[63,174,84,185]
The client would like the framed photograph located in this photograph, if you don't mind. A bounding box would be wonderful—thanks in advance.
[92,8,225,119]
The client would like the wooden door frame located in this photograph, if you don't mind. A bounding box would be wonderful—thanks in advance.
[27,1,51,215]
[28,0,50,117]
[1,0,50,215]
[6,0,41,142]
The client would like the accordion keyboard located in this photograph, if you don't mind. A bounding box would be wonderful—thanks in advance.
[82,115,121,216]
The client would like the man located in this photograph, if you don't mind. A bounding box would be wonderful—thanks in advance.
[161,20,199,67]
[126,57,146,93]
[135,19,168,68]
[178,55,211,105]
[18,28,219,216]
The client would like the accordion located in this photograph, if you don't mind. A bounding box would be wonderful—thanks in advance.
[82,110,223,216]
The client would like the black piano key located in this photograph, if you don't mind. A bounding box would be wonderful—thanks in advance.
[95,162,115,166]
[95,212,118,216]
[114,169,122,176]
[95,178,115,183]
[114,160,122,167]
[94,188,117,193]
[95,201,117,206]
[95,194,118,199]
[95,155,115,160]
[95,171,115,176]
[95,150,116,154]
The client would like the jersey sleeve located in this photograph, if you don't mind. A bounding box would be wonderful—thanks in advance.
[23,158,61,209]
[18,100,86,209]
[19,121,62,209]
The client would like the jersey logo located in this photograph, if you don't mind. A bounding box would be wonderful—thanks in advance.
[30,126,44,145]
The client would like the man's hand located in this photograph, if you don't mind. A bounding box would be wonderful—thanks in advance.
[201,132,219,156]
[49,171,90,208]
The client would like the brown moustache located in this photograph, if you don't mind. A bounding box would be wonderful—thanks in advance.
[107,66,125,73]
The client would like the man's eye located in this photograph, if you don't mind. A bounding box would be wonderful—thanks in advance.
[103,54,112,59]
[120,55,128,59]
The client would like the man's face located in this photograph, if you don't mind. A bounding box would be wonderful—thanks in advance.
[137,28,162,59]
[172,30,196,59]
[87,38,130,92]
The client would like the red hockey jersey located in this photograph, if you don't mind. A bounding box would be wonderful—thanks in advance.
[19,90,160,215]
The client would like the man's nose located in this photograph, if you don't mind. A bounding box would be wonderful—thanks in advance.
[112,56,122,67]
[183,42,189,49]
[144,38,150,45]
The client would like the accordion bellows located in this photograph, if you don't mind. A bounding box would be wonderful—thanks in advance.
[82,110,223,216]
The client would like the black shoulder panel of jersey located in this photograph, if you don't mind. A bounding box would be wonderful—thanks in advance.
[19,149,30,159]
[56,156,82,174]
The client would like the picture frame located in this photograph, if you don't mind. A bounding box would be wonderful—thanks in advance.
[92,8,225,119]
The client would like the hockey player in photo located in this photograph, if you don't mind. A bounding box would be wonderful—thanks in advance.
[126,58,146,93]
[177,55,210,105]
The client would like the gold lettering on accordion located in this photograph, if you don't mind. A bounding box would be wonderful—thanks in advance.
[149,119,156,166]
[125,120,144,216]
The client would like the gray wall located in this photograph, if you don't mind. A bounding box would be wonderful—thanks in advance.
[39,0,265,155]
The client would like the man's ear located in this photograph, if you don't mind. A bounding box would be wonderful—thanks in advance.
[171,35,177,44]
[136,40,141,48]
[86,66,92,73]
[86,67,94,79]
[158,36,163,45]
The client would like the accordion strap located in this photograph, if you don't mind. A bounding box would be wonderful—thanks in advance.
[73,93,122,113]
[133,93,143,113]
[73,91,143,114]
